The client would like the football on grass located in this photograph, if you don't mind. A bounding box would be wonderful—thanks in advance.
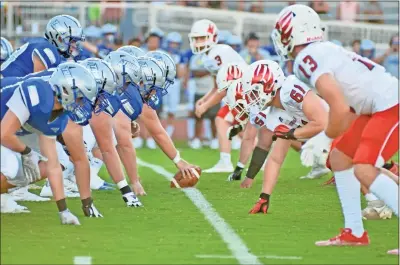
[170,167,201,188]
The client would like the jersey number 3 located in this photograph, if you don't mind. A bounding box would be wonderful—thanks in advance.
[215,55,222,66]
[298,55,318,79]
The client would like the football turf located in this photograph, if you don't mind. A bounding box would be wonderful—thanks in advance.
[1,145,398,264]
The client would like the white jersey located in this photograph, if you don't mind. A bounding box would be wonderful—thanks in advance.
[293,41,398,115]
[249,106,299,132]
[202,44,246,76]
[280,75,328,125]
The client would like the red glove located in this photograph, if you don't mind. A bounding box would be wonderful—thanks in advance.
[272,125,296,141]
[249,198,269,214]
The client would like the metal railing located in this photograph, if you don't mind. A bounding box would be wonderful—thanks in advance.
[1,1,398,47]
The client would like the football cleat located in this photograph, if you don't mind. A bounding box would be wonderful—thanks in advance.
[132,137,144,149]
[188,138,202,149]
[315,228,370,246]
[387,249,399,255]
[300,164,330,179]
[249,198,269,214]
[362,200,393,220]
[231,136,242,150]
[59,210,81,225]
[227,167,244,181]
[40,180,80,198]
[204,160,234,173]
[123,193,143,207]
[388,161,399,176]
[322,176,336,186]
[146,138,157,149]
[1,194,30,213]
[82,203,103,218]
[9,186,50,202]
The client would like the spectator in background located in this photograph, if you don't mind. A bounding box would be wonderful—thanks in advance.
[102,0,124,24]
[176,0,198,7]
[199,1,226,9]
[373,35,399,78]
[78,25,102,60]
[288,1,296,6]
[249,1,264,13]
[143,27,164,52]
[97,23,118,58]
[88,3,101,26]
[240,32,271,64]
[363,0,384,24]
[128,37,142,47]
[352,39,361,54]
[309,0,330,15]
[226,35,242,53]
[225,0,248,11]
[359,39,376,60]
[336,1,359,22]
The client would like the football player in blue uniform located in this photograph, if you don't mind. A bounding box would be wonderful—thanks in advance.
[0,37,13,65]
[0,62,98,223]
[1,15,84,78]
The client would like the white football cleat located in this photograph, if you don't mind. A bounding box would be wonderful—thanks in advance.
[9,186,50,202]
[189,138,202,149]
[387,249,399,255]
[59,210,81,225]
[300,164,330,179]
[132,137,144,149]
[231,136,242,150]
[123,193,143,207]
[27,184,42,190]
[1,194,30,213]
[362,200,393,220]
[146,138,157,149]
[40,180,80,198]
[210,138,219,150]
[63,177,79,193]
[203,160,234,173]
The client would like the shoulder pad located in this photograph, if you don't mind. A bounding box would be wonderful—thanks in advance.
[19,78,54,114]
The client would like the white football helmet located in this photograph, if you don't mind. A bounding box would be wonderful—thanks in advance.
[188,19,218,54]
[242,60,285,110]
[271,4,324,60]
[224,80,249,125]
[216,63,246,92]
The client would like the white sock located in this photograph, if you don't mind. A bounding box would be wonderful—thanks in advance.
[370,173,399,216]
[117,179,129,190]
[204,119,212,140]
[187,118,195,139]
[365,193,379,202]
[237,161,245,168]
[334,168,364,237]
[220,152,231,164]
[166,125,175,137]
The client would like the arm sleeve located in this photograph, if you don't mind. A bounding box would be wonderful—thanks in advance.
[33,45,60,69]
[6,86,31,125]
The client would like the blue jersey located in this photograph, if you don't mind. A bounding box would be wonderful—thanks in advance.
[97,44,113,59]
[76,47,95,61]
[0,78,68,136]
[1,38,62,78]
[1,69,55,89]
[119,83,143,121]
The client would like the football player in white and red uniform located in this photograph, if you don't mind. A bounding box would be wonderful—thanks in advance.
[189,19,248,173]
[271,4,399,252]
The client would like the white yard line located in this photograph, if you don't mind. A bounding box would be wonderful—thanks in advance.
[73,256,92,265]
[196,254,303,260]
[137,158,263,265]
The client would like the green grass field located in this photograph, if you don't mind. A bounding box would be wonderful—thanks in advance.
[1,145,399,264]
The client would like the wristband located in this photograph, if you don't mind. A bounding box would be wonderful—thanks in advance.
[20,146,31,155]
[172,151,181,164]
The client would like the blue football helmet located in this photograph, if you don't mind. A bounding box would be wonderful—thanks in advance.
[80,58,121,117]
[49,62,98,124]
[146,51,176,94]
[0,37,13,64]
[117,45,145,58]
[137,56,166,110]
[45,15,85,58]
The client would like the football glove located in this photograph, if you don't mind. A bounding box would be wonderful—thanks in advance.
[82,202,103,218]
[301,131,332,167]
[249,197,270,214]
[226,166,244,181]
[21,149,47,184]
[227,124,243,140]
[272,125,296,141]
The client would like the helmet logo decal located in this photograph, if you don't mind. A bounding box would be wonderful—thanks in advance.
[207,24,214,34]
[275,11,294,46]
[226,65,243,81]
[251,64,274,94]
